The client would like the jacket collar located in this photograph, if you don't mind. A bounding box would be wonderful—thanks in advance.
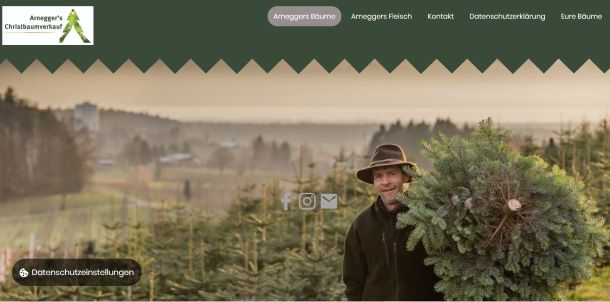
[374,195,407,217]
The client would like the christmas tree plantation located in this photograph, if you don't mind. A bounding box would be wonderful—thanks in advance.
[397,119,608,300]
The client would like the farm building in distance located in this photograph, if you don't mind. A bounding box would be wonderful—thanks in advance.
[159,152,202,166]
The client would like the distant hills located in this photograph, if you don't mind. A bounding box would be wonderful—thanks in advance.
[54,107,565,159]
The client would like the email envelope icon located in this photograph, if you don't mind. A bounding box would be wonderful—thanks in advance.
[320,194,338,209]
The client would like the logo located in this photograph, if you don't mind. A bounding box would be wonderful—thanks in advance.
[2,6,94,45]
[298,193,316,210]
[320,193,338,209]
[19,268,29,278]
[59,9,90,43]
[281,193,292,211]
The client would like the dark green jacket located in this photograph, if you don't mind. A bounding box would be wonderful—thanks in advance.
[343,197,444,301]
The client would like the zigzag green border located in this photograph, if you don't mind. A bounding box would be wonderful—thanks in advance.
[1,58,607,74]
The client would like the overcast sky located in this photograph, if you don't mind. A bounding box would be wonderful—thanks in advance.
[0,59,608,124]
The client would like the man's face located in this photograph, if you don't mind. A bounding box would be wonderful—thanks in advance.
[373,165,409,205]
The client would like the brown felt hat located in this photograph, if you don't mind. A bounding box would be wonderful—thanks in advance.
[356,144,415,184]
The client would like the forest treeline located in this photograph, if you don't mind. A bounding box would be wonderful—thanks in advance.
[120,133,295,175]
[368,118,473,170]
[121,135,192,165]
[0,88,90,202]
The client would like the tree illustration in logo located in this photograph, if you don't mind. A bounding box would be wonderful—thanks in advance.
[59,9,90,43]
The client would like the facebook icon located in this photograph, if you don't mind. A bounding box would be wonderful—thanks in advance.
[281,193,292,211]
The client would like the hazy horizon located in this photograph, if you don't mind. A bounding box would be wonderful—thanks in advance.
[1,59,608,124]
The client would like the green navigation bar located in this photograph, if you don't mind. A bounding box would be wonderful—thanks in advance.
[0,0,608,73]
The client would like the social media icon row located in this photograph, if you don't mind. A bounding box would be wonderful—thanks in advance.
[281,193,338,210]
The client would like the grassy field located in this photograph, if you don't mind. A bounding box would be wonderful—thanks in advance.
[566,266,610,300]
[93,164,296,210]
[0,189,152,254]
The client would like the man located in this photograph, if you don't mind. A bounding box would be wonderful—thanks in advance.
[343,144,443,301]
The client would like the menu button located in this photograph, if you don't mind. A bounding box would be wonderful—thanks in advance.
[268,6,342,27]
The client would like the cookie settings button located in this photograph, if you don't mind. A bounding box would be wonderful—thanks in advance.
[268,6,341,27]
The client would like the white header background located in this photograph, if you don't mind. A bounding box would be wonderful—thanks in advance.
[2,6,94,45]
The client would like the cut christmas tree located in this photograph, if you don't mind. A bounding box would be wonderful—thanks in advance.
[397,118,608,300]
